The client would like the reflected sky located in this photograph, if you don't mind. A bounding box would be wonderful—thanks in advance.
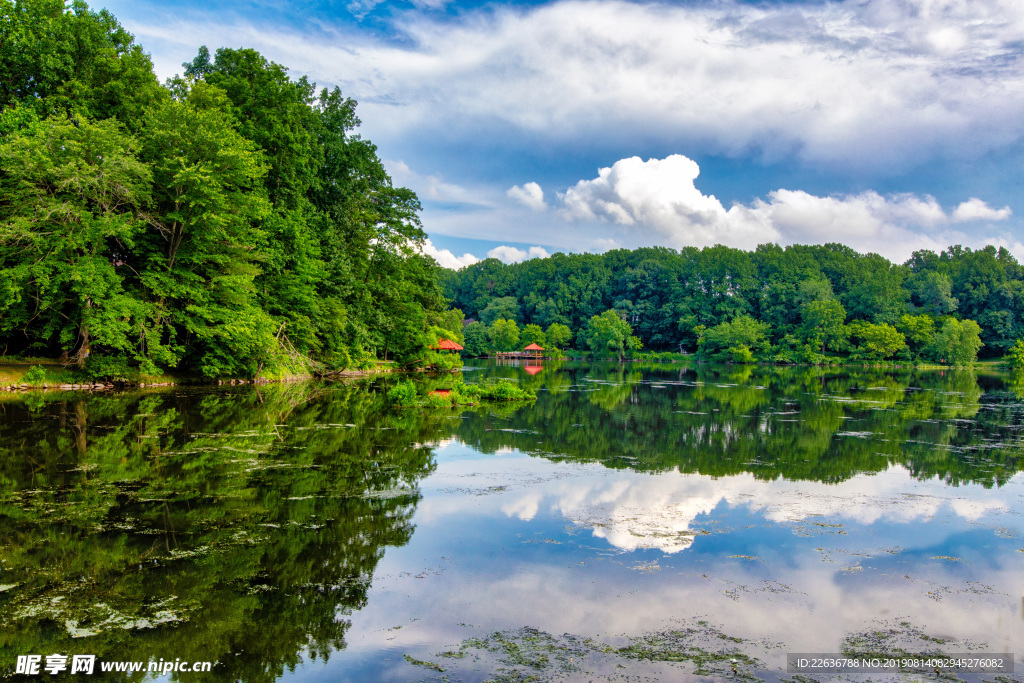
[303,437,1024,680]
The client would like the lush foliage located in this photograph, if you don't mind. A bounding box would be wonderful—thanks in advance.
[1008,339,1024,371]
[931,318,983,367]
[699,315,769,362]
[440,242,1016,365]
[0,2,451,378]
[488,319,521,352]
[583,310,642,360]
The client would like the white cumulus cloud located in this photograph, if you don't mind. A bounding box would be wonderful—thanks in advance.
[952,197,1013,222]
[557,154,1021,261]
[559,154,776,248]
[507,182,547,211]
[421,239,480,269]
[486,245,551,264]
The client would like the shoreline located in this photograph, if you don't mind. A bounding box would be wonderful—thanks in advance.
[0,356,1010,395]
[0,362,399,394]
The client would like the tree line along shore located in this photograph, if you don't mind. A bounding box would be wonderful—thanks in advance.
[439,243,1024,368]
[2,1,1024,387]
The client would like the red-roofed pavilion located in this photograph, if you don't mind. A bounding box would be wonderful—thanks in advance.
[431,339,464,351]
[523,343,543,360]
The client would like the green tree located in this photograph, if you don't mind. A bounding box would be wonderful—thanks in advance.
[545,323,572,350]
[1007,338,1024,370]
[795,277,835,307]
[521,324,546,348]
[462,321,489,356]
[427,308,465,344]
[848,321,907,360]
[138,88,274,377]
[701,316,770,361]
[488,319,520,352]
[930,318,983,366]
[897,314,936,358]
[584,310,637,360]
[480,296,520,326]
[0,0,165,129]
[909,271,958,316]
[0,117,153,364]
[800,298,847,355]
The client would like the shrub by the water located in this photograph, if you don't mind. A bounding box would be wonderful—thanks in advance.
[388,380,419,407]
[22,365,49,386]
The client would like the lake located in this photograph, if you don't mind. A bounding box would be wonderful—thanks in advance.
[2,360,1024,681]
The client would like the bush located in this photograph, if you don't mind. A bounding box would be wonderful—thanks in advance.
[728,345,755,364]
[478,379,535,401]
[424,391,454,408]
[387,380,418,407]
[1008,339,1024,371]
[22,365,49,385]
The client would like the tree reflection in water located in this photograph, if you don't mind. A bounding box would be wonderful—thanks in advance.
[2,363,1023,679]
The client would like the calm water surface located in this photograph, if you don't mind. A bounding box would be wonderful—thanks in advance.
[2,361,1024,681]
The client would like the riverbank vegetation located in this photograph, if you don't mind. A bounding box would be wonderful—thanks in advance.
[387,377,536,408]
[441,243,1023,366]
[0,0,457,381]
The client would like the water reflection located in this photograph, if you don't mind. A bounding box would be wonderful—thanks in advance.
[1,363,1023,680]
[458,361,1022,487]
[0,382,442,680]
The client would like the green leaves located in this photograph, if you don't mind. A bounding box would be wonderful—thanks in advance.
[1007,339,1024,371]
[800,298,847,354]
[488,319,521,352]
[584,309,637,360]
[545,323,572,350]
[700,316,769,361]
[847,321,907,360]
[0,0,165,127]
[0,14,441,377]
[930,318,983,366]
[0,117,151,361]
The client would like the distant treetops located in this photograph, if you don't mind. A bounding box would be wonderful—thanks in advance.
[0,0,455,379]
[440,244,1023,366]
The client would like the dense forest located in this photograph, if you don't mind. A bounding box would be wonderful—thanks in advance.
[0,0,456,379]
[440,244,1024,365]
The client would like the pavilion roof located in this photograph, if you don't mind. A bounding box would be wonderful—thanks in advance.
[523,343,544,351]
[432,338,464,351]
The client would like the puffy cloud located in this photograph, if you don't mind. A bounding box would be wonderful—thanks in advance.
[556,154,1023,261]
[952,197,1013,222]
[486,245,550,264]
[559,155,776,248]
[507,182,547,211]
[421,239,480,269]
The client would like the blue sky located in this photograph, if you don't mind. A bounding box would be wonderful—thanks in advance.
[100,0,1024,267]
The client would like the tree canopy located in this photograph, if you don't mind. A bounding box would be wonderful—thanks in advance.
[442,243,1021,365]
[0,3,453,377]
